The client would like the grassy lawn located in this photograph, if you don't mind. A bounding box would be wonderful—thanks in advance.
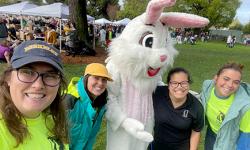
[0,41,249,149]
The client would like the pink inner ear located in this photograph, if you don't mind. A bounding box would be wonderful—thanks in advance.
[145,0,176,25]
[160,13,209,28]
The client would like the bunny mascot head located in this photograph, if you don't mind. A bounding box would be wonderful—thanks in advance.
[105,0,209,150]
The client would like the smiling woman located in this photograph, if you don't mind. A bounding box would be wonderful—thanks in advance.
[0,40,69,149]
[150,67,204,150]
[64,63,112,150]
[200,62,250,150]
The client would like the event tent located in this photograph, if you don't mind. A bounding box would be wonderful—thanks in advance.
[22,3,69,19]
[22,2,95,51]
[0,1,38,15]
[87,15,95,21]
[94,18,112,25]
[113,18,131,26]
[22,3,94,21]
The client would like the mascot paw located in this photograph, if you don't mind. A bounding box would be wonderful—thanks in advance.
[121,118,153,142]
[136,131,154,142]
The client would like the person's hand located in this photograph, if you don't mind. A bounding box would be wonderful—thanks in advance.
[121,118,153,142]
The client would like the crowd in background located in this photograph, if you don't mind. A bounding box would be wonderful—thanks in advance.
[0,14,127,60]
[172,28,210,45]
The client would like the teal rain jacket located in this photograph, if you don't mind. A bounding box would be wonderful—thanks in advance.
[66,77,106,150]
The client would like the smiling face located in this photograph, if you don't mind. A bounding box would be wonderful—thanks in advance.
[168,72,190,101]
[214,69,241,97]
[7,62,60,118]
[87,75,108,97]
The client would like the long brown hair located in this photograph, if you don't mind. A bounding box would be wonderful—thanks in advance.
[0,67,69,147]
[84,75,107,108]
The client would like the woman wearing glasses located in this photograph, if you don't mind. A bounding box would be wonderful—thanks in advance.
[0,40,68,149]
[200,62,250,150]
[150,67,204,150]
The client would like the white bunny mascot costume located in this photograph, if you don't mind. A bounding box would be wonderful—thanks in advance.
[105,0,209,150]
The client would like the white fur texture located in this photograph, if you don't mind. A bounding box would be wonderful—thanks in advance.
[108,14,178,92]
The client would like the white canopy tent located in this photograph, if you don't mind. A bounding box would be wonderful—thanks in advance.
[113,18,131,26]
[0,1,38,15]
[22,3,69,51]
[87,15,95,22]
[22,2,69,19]
[22,3,94,20]
[94,18,112,25]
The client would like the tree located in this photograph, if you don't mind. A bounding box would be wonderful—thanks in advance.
[87,0,119,20]
[0,0,19,5]
[117,0,148,19]
[68,0,89,44]
[243,23,250,34]
[172,0,241,28]
[229,18,243,30]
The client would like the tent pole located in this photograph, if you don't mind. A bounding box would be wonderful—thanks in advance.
[20,15,24,30]
[93,22,95,49]
[59,19,62,53]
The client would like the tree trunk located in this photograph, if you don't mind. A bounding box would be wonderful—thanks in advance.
[68,0,90,45]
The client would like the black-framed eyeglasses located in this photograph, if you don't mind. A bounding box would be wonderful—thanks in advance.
[16,68,61,87]
[169,81,189,88]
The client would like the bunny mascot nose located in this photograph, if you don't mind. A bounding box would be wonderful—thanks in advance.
[160,55,167,62]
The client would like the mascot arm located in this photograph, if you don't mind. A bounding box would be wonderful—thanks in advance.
[106,94,127,131]
[106,62,153,142]
[121,118,153,142]
[106,62,127,131]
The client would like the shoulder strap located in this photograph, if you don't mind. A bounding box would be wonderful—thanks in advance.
[64,94,78,110]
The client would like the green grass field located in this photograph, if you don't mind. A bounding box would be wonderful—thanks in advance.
[0,41,249,149]
[93,41,250,150]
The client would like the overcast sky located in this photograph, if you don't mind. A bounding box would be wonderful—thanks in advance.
[119,0,250,25]
[236,0,250,25]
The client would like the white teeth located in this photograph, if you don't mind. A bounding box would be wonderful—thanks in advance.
[95,87,101,90]
[223,88,230,93]
[26,93,45,99]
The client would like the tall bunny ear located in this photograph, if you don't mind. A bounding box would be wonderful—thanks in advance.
[145,0,176,25]
[160,12,209,28]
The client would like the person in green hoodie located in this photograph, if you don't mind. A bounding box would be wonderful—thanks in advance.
[65,63,112,150]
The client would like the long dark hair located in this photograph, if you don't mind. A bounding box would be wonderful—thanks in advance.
[84,75,107,108]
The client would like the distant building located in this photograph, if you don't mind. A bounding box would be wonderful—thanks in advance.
[209,29,243,43]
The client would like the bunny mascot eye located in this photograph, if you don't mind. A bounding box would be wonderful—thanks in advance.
[139,32,154,48]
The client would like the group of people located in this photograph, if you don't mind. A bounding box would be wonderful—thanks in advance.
[0,15,62,63]
[96,25,125,49]
[0,40,111,149]
[0,17,16,63]
[174,30,209,45]
[226,35,236,48]
[0,39,249,150]
[149,62,250,150]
